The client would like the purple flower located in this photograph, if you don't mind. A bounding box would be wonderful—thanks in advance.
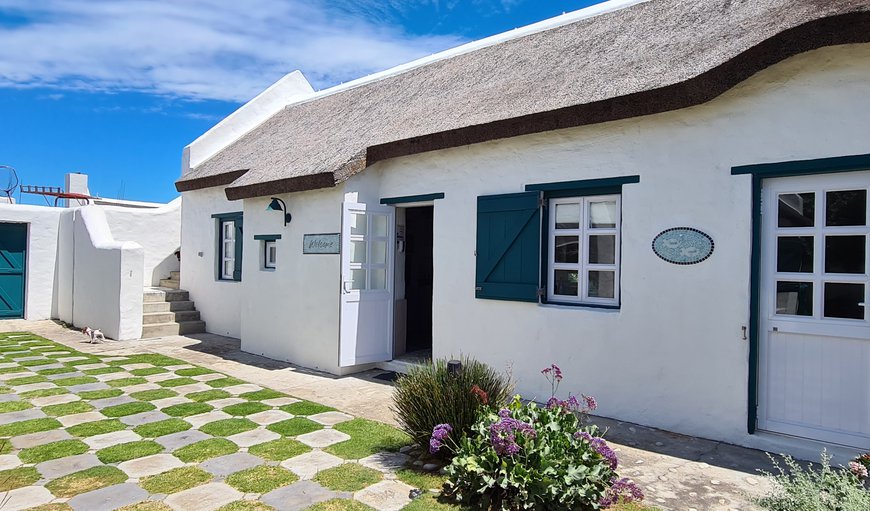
[574,431,618,470]
[541,364,563,381]
[489,415,536,456]
[583,394,598,411]
[429,423,452,454]
[599,477,644,508]
[850,461,869,479]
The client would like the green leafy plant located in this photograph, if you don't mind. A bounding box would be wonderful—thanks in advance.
[392,356,513,454]
[754,452,870,511]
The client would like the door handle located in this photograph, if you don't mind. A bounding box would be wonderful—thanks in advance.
[342,281,353,294]
[859,302,866,307]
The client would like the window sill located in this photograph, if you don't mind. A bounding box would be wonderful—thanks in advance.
[216,279,242,283]
[539,301,620,312]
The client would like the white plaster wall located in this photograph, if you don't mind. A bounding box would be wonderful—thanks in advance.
[72,207,144,341]
[182,71,314,174]
[0,204,66,320]
[343,44,870,453]
[239,188,344,373]
[103,198,181,286]
[180,188,243,337]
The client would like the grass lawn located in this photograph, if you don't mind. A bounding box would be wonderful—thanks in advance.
[45,466,128,497]
[18,439,89,463]
[314,464,382,492]
[226,465,298,493]
[140,466,211,494]
[325,418,412,459]
[174,438,238,462]
[162,402,213,417]
[279,400,335,416]
[96,440,163,463]
[304,500,376,511]
[134,418,192,438]
[248,438,311,461]
[66,419,126,437]
[267,418,322,437]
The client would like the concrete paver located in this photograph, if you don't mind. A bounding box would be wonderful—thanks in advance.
[356,480,415,511]
[31,393,81,407]
[199,452,265,477]
[156,429,212,450]
[359,452,411,473]
[36,453,102,479]
[11,428,72,448]
[184,410,232,428]
[248,409,293,426]
[308,411,354,426]
[1,485,54,511]
[227,428,281,448]
[120,410,171,426]
[296,429,351,448]
[118,453,185,478]
[0,408,46,425]
[84,429,142,449]
[164,482,243,511]
[68,483,149,511]
[280,450,344,479]
[0,454,21,470]
[261,480,341,511]
[58,411,107,427]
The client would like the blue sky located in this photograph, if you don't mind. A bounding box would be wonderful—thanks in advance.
[0,0,601,204]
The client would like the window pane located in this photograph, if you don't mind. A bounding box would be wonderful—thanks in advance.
[823,282,864,320]
[824,235,865,274]
[350,269,366,290]
[223,221,235,240]
[826,190,866,226]
[553,270,578,296]
[555,203,580,229]
[350,240,366,263]
[223,261,233,278]
[372,214,388,236]
[371,240,387,264]
[775,281,813,316]
[588,271,615,299]
[778,193,814,227]
[589,235,616,264]
[350,213,367,235]
[776,236,813,273]
[589,201,617,228]
[371,268,387,290]
[554,236,579,264]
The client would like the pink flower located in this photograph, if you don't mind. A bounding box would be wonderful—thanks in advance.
[849,461,868,479]
[583,394,598,411]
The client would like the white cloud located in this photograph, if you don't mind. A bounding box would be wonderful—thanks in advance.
[0,0,466,102]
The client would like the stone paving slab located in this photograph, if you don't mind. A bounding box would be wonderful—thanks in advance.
[227,428,281,448]
[46,371,85,380]
[152,396,192,409]
[0,454,21,470]
[68,382,111,393]
[0,394,20,402]
[262,397,300,407]
[261,480,342,511]
[2,485,54,511]
[36,453,102,479]
[10,382,55,393]
[200,452,265,477]
[359,452,411,473]
[356,480,415,511]
[156,429,212,450]
[58,411,107,427]
[248,409,293,426]
[29,363,64,372]
[84,429,143,449]
[31,393,81,407]
[184,410,232,428]
[296,429,351,448]
[90,395,136,409]
[95,372,132,382]
[76,363,109,370]
[223,384,262,395]
[118,453,185,478]
[308,411,354,426]
[68,482,149,511]
[208,398,246,408]
[193,373,225,382]
[120,363,154,371]
[173,383,213,395]
[11,428,73,448]
[145,373,178,383]
[0,408,46,425]
[120,410,171,426]
[164,482,243,511]
[280,450,344,479]
[123,383,162,393]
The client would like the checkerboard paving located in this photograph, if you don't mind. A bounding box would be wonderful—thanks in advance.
[0,332,422,511]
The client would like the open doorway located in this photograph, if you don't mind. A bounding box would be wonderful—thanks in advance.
[393,205,433,362]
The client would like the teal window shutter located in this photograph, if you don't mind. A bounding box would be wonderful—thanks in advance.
[233,215,243,281]
[476,191,542,302]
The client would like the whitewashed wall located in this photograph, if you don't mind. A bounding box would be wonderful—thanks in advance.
[238,188,344,373]
[0,205,66,321]
[341,43,870,456]
[180,188,243,337]
[103,198,181,286]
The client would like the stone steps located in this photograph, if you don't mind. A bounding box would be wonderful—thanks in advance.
[141,272,205,339]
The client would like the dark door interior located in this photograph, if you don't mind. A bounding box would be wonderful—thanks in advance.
[405,206,433,352]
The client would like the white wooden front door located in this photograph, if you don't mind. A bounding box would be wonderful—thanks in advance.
[759,171,870,449]
[339,202,395,367]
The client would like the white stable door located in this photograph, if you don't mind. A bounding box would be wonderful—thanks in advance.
[339,202,395,367]
[759,171,870,449]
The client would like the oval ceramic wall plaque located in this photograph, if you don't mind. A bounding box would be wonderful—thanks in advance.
[652,227,714,265]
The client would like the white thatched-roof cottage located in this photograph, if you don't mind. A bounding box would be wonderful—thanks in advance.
[176,0,870,459]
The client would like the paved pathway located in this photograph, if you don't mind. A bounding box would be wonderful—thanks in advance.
[1,320,776,510]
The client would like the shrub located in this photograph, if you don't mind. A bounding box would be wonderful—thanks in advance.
[392,356,513,453]
[754,452,870,511]
[439,364,642,510]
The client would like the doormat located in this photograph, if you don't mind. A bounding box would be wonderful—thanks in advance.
[373,371,400,382]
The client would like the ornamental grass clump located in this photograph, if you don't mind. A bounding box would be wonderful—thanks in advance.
[754,452,870,511]
[439,364,643,510]
[392,357,513,454]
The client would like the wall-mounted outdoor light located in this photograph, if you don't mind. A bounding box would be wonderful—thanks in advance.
[267,197,291,226]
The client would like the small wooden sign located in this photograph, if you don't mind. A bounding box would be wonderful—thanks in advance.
[303,233,340,254]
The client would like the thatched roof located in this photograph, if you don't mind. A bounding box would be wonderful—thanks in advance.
[176,0,870,199]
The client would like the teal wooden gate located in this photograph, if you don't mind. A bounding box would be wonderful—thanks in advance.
[0,223,26,319]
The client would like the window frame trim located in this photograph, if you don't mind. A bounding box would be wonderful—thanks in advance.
[545,194,621,306]
[264,239,277,269]
[212,211,243,282]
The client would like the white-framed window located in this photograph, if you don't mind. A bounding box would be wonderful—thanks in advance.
[264,240,277,269]
[547,195,620,305]
[220,219,236,280]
